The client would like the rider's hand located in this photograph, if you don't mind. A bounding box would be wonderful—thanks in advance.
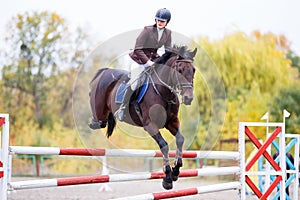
[146,60,155,68]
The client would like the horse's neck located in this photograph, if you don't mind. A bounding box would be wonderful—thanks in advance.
[153,56,177,86]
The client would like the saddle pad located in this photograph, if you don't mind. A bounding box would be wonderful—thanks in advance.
[115,78,149,104]
[136,77,149,103]
[115,82,126,104]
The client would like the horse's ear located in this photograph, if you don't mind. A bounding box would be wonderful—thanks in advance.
[179,46,186,57]
[192,48,197,58]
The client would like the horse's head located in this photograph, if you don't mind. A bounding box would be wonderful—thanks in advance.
[169,46,197,105]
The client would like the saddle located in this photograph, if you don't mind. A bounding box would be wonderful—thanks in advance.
[115,74,149,104]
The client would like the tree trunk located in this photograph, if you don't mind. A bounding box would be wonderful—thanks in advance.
[33,89,42,127]
[60,90,73,118]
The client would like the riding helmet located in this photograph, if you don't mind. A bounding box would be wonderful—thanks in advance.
[155,8,171,22]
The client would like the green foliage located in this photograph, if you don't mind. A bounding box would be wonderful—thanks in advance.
[269,83,300,134]
[286,50,300,73]
[199,32,292,94]
[189,31,298,150]
[0,11,91,139]
[1,11,90,128]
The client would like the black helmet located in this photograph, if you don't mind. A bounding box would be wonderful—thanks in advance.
[155,8,171,22]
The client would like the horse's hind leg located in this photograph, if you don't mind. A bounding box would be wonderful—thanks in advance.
[88,78,108,130]
[88,118,107,129]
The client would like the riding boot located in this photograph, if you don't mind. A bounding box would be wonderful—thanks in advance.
[116,87,133,121]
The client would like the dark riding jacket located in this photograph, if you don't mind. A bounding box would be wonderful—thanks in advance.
[129,24,172,65]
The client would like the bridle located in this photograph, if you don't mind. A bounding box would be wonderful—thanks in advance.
[173,59,194,92]
[149,57,194,104]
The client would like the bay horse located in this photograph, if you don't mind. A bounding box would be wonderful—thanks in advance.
[89,45,197,190]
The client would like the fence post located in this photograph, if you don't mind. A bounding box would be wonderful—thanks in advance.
[0,114,9,200]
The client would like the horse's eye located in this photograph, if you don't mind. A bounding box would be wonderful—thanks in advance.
[178,69,183,73]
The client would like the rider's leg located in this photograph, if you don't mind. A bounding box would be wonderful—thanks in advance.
[116,64,144,121]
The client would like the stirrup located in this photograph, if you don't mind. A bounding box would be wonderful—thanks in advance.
[116,106,126,121]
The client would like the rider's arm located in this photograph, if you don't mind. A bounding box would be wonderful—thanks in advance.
[133,27,151,64]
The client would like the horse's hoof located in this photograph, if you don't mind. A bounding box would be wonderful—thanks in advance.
[172,166,180,181]
[162,180,173,190]
[100,121,107,128]
[88,122,101,129]
[88,119,105,129]
[172,175,178,181]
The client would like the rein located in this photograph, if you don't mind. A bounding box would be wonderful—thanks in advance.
[148,68,177,104]
[149,58,194,104]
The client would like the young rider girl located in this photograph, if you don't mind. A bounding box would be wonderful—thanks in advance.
[116,8,172,121]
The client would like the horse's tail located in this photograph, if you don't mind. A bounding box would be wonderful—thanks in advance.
[106,112,116,138]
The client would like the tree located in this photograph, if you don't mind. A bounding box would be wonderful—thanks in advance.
[269,84,300,134]
[286,50,300,74]
[190,31,296,150]
[1,11,91,128]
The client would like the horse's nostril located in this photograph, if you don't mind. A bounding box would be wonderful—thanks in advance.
[183,96,193,105]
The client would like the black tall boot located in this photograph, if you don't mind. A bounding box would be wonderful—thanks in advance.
[116,87,132,121]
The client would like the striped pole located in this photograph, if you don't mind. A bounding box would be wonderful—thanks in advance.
[111,182,241,200]
[9,167,239,190]
[9,146,239,160]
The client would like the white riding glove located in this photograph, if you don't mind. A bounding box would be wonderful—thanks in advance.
[145,60,155,68]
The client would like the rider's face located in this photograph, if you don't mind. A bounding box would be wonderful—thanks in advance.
[156,20,167,29]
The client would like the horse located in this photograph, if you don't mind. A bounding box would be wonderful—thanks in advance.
[89,45,197,190]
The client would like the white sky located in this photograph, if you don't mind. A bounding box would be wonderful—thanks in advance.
[1,0,300,54]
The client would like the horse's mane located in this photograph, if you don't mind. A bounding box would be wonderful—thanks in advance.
[155,44,195,65]
[168,44,196,61]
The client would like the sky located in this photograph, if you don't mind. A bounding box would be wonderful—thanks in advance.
[1,0,300,54]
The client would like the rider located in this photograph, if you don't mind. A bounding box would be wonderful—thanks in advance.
[116,8,172,121]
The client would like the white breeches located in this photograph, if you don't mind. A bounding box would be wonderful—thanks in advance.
[128,61,146,90]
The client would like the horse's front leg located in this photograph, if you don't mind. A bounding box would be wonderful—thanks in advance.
[166,119,184,182]
[144,124,173,190]
[172,130,184,181]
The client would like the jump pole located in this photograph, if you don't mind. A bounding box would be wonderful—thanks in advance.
[9,166,239,190]
[110,181,241,200]
[9,146,239,160]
